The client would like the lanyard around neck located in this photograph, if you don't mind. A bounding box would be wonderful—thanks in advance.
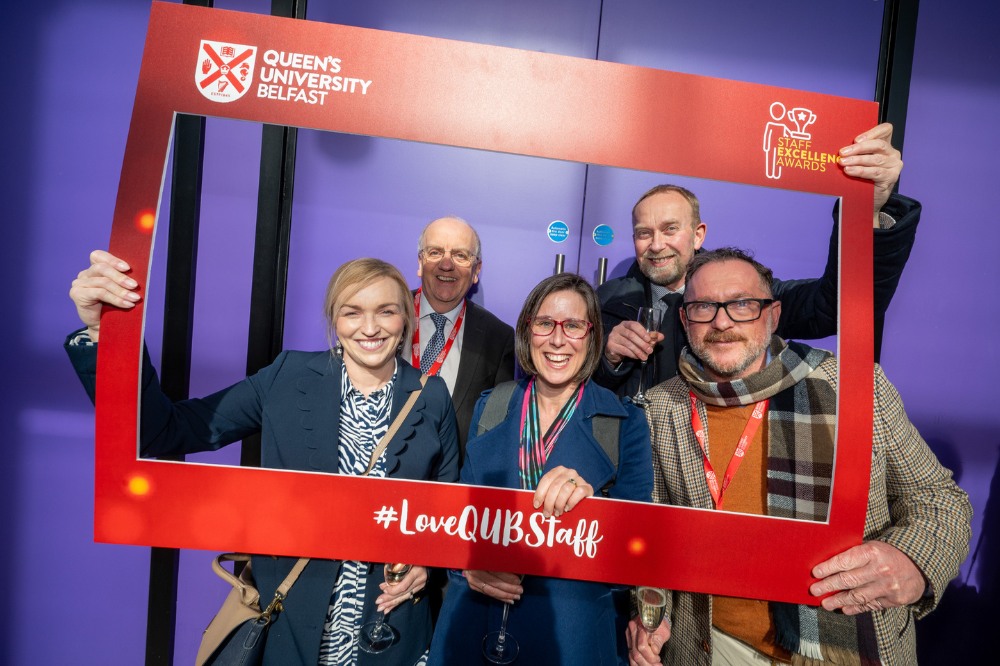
[689,392,768,510]
[411,288,467,375]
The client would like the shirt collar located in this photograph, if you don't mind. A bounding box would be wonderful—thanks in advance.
[650,282,684,304]
[419,291,464,323]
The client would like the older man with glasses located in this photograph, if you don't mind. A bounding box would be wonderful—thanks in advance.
[414,216,515,460]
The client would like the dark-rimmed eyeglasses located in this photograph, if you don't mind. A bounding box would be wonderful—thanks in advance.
[419,246,477,267]
[682,298,775,323]
[528,317,594,339]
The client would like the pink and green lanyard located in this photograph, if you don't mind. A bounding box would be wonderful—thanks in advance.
[518,378,585,490]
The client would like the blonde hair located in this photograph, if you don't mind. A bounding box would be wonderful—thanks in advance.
[323,258,415,353]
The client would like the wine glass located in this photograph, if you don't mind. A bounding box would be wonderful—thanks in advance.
[632,307,664,407]
[481,578,522,664]
[636,586,667,631]
[358,563,411,654]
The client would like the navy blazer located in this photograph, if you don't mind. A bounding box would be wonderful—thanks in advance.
[412,293,516,458]
[428,379,652,665]
[66,339,459,664]
[450,299,516,457]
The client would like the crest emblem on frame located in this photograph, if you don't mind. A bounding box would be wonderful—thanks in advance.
[195,40,256,103]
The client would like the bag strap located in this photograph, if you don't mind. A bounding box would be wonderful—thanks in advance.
[207,372,427,614]
[256,556,310,622]
[211,553,259,607]
[364,374,428,475]
[475,381,621,496]
[591,415,620,470]
[211,553,310,612]
[276,557,310,596]
[476,380,518,436]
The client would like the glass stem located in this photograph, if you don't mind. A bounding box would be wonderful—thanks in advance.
[370,611,385,640]
[495,603,511,655]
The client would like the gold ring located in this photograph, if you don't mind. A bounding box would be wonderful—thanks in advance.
[481,582,487,592]
[567,477,577,486]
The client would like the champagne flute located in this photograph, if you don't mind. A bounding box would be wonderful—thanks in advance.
[358,563,411,654]
[481,578,522,664]
[636,586,667,631]
[632,307,664,407]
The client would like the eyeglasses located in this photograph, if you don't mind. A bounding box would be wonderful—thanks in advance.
[528,317,594,339]
[420,246,477,267]
[682,298,775,323]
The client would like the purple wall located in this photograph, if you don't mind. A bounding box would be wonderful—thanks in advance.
[885,0,1000,617]
[3,1,996,663]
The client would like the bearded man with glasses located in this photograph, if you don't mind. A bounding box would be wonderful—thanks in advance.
[625,247,971,666]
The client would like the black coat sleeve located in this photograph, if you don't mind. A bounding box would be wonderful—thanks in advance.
[773,192,920,340]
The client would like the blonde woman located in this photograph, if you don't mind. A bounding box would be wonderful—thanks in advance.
[67,251,458,665]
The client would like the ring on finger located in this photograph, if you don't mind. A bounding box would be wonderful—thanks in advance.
[567,477,577,487]
[480,582,487,592]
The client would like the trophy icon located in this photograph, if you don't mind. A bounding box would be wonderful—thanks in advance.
[786,107,817,139]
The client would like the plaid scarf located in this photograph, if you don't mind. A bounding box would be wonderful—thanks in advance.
[679,336,879,664]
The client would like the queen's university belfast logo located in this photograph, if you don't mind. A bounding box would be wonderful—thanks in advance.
[195,40,257,103]
[763,101,839,180]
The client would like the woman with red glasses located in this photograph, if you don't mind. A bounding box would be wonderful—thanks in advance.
[429,273,653,665]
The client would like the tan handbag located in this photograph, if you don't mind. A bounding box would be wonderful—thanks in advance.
[195,375,428,664]
[195,554,308,666]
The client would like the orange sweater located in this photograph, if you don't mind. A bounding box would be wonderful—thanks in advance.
[705,402,791,663]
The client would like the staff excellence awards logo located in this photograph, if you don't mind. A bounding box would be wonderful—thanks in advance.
[195,40,257,103]
[762,101,839,180]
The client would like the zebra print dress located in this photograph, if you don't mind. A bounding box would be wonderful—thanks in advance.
[317,361,431,666]
[317,361,394,665]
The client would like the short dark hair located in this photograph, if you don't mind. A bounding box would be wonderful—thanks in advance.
[515,273,604,382]
[684,247,774,298]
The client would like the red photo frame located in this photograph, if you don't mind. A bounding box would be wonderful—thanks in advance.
[97,2,875,605]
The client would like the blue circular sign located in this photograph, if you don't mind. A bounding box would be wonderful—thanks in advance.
[592,224,614,247]
[547,220,569,243]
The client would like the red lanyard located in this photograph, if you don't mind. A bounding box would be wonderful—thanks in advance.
[689,392,768,510]
[411,288,466,376]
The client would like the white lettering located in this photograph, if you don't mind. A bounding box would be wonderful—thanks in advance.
[502,510,524,546]
[256,83,328,105]
[374,501,604,560]
[526,511,548,547]
[457,505,478,542]
[398,498,415,535]
[480,507,502,544]
[262,49,341,71]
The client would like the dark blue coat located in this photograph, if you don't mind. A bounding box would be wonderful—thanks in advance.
[66,340,459,665]
[428,379,652,665]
